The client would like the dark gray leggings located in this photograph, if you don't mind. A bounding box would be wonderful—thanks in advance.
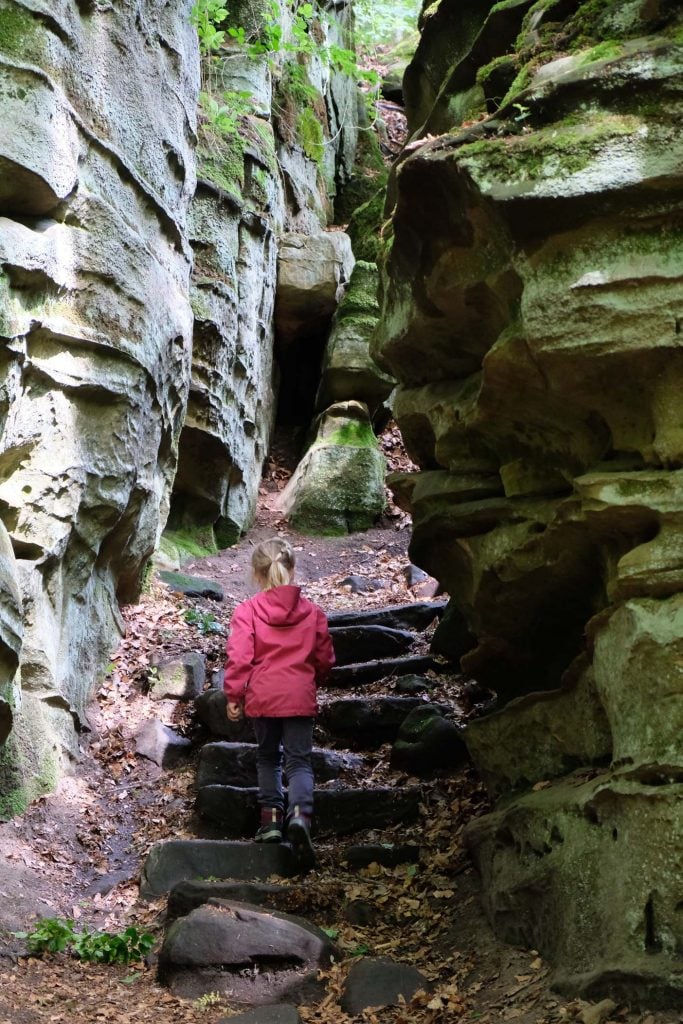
[250,716,314,818]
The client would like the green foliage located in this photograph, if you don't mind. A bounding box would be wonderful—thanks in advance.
[14,919,154,964]
[199,89,253,134]
[354,0,421,47]
[15,918,76,954]
[71,926,154,965]
[184,608,225,635]
[191,0,229,54]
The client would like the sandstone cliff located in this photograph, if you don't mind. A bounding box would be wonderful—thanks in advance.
[377,0,683,1006]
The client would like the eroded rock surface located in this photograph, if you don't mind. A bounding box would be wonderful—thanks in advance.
[0,0,198,814]
[378,0,683,1004]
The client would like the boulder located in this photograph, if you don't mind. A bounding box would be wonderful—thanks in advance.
[195,689,255,741]
[149,653,205,702]
[275,233,354,343]
[135,719,192,768]
[465,660,612,797]
[158,901,333,1003]
[394,674,434,696]
[341,956,429,1014]
[391,705,469,776]
[280,402,386,535]
[316,261,395,414]
[466,768,683,1007]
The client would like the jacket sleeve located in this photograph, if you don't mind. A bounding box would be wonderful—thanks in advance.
[312,608,335,683]
[223,601,255,702]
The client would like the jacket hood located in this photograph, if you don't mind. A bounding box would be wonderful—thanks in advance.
[251,585,314,627]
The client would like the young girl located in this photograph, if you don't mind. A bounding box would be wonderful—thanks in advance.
[224,538,335,861]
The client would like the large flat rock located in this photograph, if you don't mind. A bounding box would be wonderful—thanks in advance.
[140,840,299,899]
[158,900,332,1004]
[329,624,415,665]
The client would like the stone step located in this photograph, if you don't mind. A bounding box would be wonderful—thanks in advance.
[318,696,452,748]
[196,785,421,837]
[327,599,447,632]
[329,625,415,665]
[197,742,361,789]
[327,653,442,688]
[140,839,300,899]
[167,879,299,923]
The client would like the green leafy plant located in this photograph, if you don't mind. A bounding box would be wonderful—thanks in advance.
[191,0,229,54]
[14,919,154,964]
[199,89,253,134]
[184,608,225,635]
[72,926,154,965]
[14,917,77,954]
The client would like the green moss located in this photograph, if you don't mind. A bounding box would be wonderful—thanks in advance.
[163,526,218,560]
[578,39,623,64]
[197,127,246,200]
[476,54,519,88]
[347,190,386,263]
[0,3,39,59]
[336,129,389,224]
[296,107,324,165]
[323,420,377,449]
[457,111,643,181]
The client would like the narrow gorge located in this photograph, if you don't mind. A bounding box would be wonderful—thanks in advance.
[0,0,681,1018]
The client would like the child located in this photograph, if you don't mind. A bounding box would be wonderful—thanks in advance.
[224,537,335,862]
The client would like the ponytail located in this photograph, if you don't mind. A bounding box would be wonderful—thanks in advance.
[252,538,295,590]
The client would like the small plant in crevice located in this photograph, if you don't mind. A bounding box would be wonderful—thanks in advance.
[184,608,225,635]
[13,918,154,964]
[200,89,254,135]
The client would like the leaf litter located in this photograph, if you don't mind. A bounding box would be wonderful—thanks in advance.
[0,427,670,1024]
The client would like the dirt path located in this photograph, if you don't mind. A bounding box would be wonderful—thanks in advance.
[0,477,668,1024]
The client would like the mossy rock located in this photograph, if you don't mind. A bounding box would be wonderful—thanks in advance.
[158,572,224,601]
[347,191,387,263]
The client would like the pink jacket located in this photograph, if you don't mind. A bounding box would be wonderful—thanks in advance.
[223,585,335,717]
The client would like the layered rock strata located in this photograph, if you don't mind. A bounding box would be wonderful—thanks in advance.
[170,0,361,553]
[0,0,198,813]
[377,0,683,1004]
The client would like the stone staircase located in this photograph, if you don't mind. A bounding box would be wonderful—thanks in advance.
[141,598,470,1015]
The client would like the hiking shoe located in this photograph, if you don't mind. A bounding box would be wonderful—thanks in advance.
[254,807,283,843]
[287,806,315,865]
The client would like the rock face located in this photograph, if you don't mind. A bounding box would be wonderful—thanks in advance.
[0,0,365,810]
[170,2,361,551]
[0,0,198,815]
[377,0,683,1005]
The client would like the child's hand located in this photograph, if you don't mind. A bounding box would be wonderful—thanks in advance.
[227,701,243,722]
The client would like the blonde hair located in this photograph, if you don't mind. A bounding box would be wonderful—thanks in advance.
[252,537,295,590]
